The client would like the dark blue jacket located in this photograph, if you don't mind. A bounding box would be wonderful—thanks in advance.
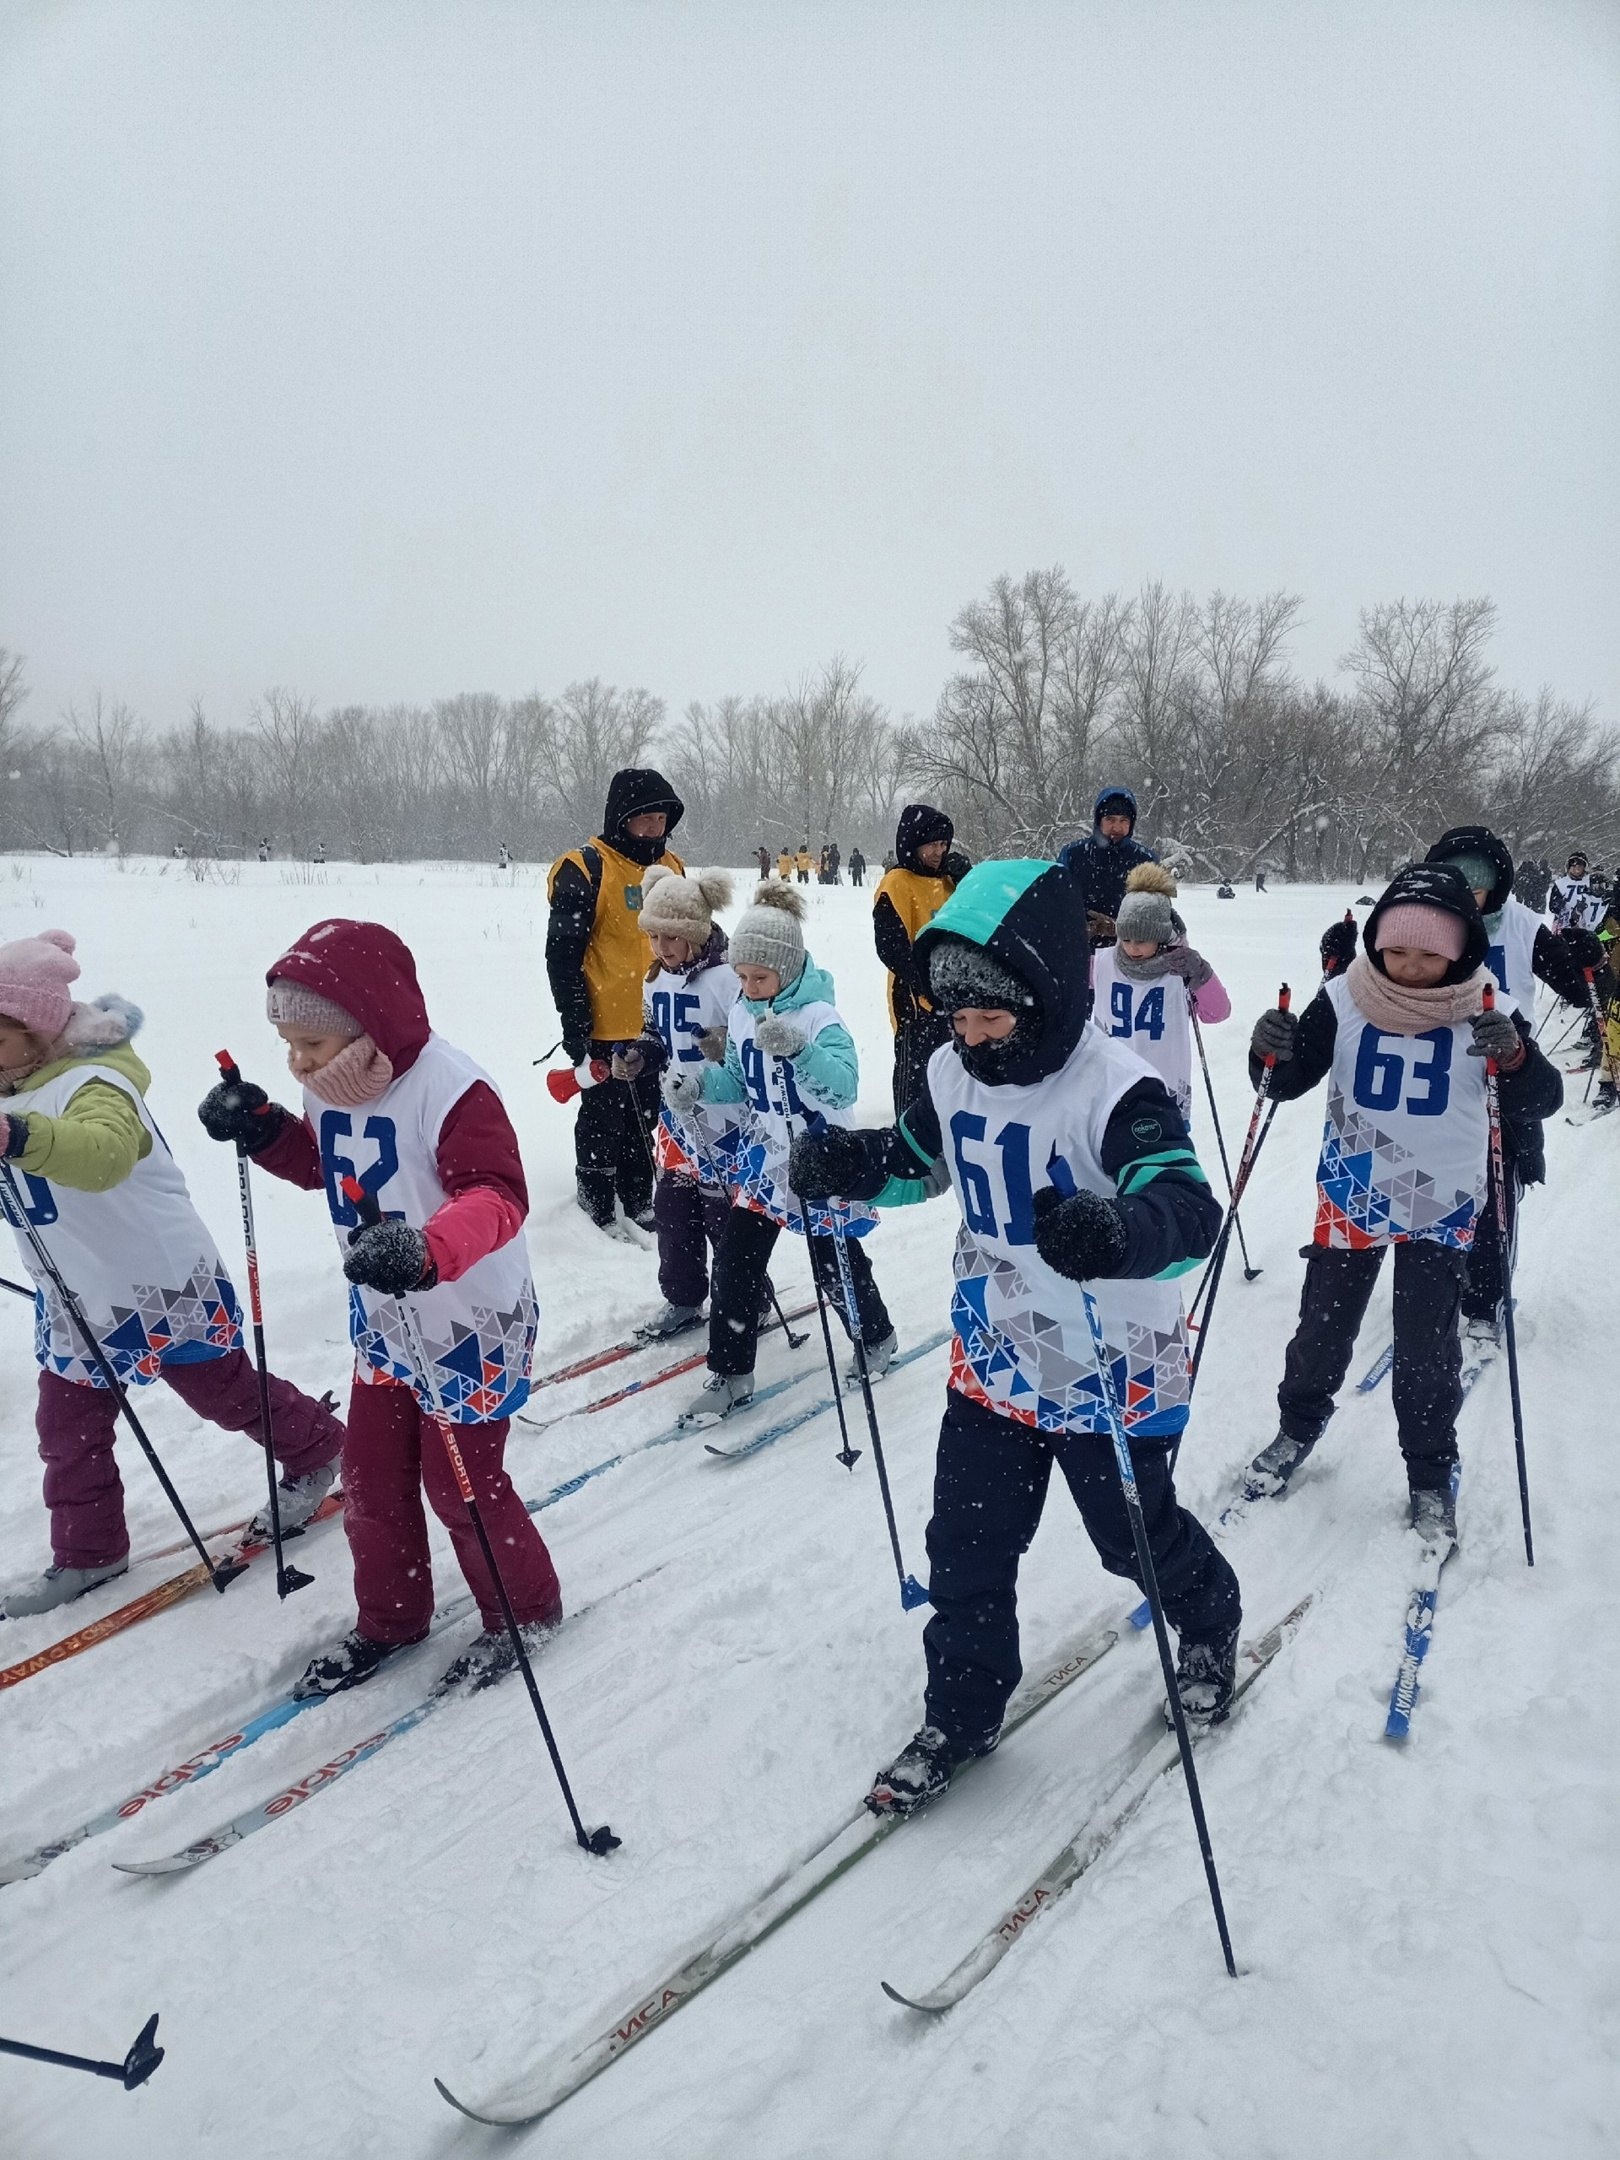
[1058,786,1157,922]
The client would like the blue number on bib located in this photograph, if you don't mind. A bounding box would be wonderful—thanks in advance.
[674,992,702,1061]
[1485,944,1508,998]
[0,1170,58,1228]
[650,989,674,1059]
[1107,980,1165,1042]
[949,1113,1037,1243]
[1351,1027,1452,1119]
[320,1112,403,1226]
[740,1038,771,1115]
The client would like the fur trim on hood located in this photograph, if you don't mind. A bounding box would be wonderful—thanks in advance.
[57,994,144,1052]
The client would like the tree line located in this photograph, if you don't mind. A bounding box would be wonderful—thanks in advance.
[1,579,1613,878]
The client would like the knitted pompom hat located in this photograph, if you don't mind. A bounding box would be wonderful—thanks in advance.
[0,929,81,1037]
[639,865,734,945]
[1115,862,1181,947]
[729,881,806,982]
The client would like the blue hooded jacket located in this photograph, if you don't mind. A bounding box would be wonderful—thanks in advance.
[1058,786,1158,924]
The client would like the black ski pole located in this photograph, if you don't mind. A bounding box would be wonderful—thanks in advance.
[1,1272,34,1301]
[341,1178,618,1855]
[0,2013,163,2091]
[783,1141,864,1470]
[1079,1282,1237,1976]
[0,1161,247,1595]
[215,1053,312,1598]
[1480,989,1534,1565]
[1188,984,1289,1388]
[826,1210,928,1609]
[1189,1000,1258,1281]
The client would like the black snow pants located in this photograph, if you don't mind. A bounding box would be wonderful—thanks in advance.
[1276,1241,1466,1493]
[574,1052,660,1225]
[707,1205,891,1377]
[891,1009,951,1121]
[653,1175,732,1309]
[922,1388,1242,1754]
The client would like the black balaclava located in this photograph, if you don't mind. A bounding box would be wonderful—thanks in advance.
[927,935,1043,1084]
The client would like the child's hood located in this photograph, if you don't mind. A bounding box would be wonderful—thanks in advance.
[268,920,431,1073]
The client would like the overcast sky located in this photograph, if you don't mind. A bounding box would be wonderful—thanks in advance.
[3,0,1616,740]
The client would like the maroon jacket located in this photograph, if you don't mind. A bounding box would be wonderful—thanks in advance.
[258,919,527,1283]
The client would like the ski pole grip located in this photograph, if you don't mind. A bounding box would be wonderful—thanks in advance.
[1277,983,1291,1012]
[215,1049,241,1084]
[340,1173,383,1229]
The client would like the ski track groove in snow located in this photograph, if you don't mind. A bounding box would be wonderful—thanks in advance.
[0,857,1613,2158]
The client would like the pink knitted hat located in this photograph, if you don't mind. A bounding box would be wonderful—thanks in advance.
[0,929,81,1037]
[1376,903,1465,962]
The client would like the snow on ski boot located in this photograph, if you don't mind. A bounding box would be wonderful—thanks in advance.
[677,1370,755,1428]
[636,1301,705,1344]
[245,1458,338,1546]
[865,1725,981,1818]
[1242,1427,1319,1501]
[1410,1483,1458,1555]
[630,1203,658,1233]
[1463,1311,1501,1349]
[294,1629,417,1700]
[437,1617,560,1695]
[844,1329,899,1391]
[1167,1624,1240,1730]
[1,1555,130,1620]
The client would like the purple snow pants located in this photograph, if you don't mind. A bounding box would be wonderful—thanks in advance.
[36,1351,344,1569]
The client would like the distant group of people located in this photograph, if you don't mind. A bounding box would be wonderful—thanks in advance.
[754,841,866,887]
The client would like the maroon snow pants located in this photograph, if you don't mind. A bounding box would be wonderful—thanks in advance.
[340,1379,562,1645]
[36,1350,344,1570]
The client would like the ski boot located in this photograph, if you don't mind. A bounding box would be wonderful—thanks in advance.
[1,1555,130,1620]
[245,1457,338,1546]
[1410,1483,1458,1555]
[437,1616,561,1694]
[844,1329,899,1391]
[1242,1427,1320,1501]
[636,1301,705,1343]
[677,1371,755,1428]
[865,1724,993,1818]
[1463,1311,1501,1349]
[1167,1623,1240,1729]
[294,1629,419,1699]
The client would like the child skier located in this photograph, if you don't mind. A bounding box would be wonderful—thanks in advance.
[615,865,745,1339]
[664,883,895,1424]
[1089,863,1230,1119]
[198,919,560,1695]
[1242,864,1562,1548]
[788,861,1240,1815]
[0,930,342,1617]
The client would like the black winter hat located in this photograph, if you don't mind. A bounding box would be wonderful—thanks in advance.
[601,768,684,866]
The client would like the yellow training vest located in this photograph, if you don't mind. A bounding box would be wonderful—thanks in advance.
[874,864,956,1031]
[777,853,793,879]
[548,835,685,1041]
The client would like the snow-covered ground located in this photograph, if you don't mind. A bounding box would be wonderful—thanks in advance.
[0,852,1613,2159]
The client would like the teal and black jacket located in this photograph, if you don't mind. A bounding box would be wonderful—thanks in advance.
[830,859,1221,1281]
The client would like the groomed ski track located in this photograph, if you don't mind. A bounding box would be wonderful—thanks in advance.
[0,860,1611,2159]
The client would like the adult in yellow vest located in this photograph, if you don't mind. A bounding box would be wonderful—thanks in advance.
[796,846,814,884]
[776,849,794,881]
[546,768,685,1231]
[872,803,971,1116]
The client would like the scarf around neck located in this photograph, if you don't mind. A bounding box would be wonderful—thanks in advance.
[1113,939,1182,984]
[301,1033,395,1108]
[1345,953,1486,1037]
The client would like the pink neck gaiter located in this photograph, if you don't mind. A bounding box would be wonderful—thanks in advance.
[301,1033,395,1108]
